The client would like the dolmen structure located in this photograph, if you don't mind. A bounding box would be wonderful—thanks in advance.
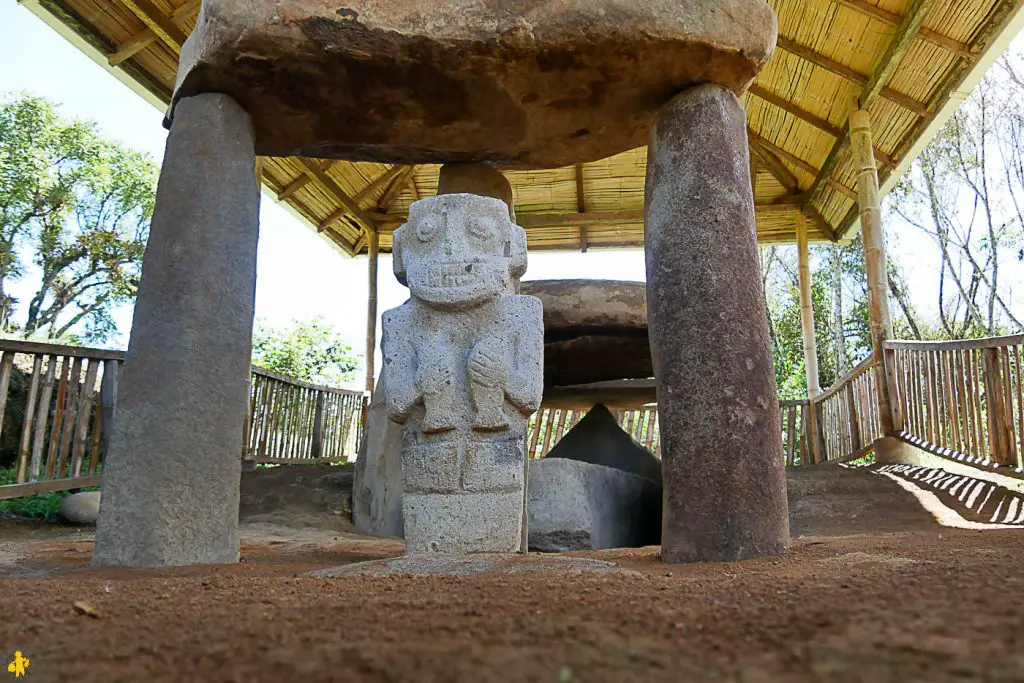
[94,0,790,567]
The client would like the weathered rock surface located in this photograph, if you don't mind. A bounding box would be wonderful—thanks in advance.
[520,280,652,387]
[92,93,259,568]
[527,458,660,551]
[645,84,789,563]
[542,335,652,388]
[521,279,648,334]
[352,375,404,538]
[545,404,662,483]
[58,492,101,525]
[172,0,778,166]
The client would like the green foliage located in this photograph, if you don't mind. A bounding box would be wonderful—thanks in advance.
[0,466,98,521]
[252,317,361,385]
[0,93,157,342]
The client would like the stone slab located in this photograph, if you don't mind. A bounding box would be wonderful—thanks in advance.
[546,404,662,483]
[645,84,789,563]
[521,279,648,334]
[543,335,652,388]
[308,553,641,578]
[92,93,259,567]
[351,375,404,538]
[171,0,778,166]
[528,458,661,552]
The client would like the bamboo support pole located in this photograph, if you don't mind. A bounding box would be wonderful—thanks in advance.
[365,228,379,395]
[796,213,821,398]
[850,108,896,436]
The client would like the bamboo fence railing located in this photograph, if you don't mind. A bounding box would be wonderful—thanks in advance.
[245,367,364,464]
[0,338,365,500]
[887,335,1024,469]
[4,334,1019,501]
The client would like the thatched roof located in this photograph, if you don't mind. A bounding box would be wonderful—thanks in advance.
[22,0,1024,254]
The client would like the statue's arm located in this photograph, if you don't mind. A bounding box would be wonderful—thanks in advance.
[504,296,544,415]
[381,308,420,423]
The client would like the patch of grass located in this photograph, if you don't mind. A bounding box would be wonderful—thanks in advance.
[0,466,99,521]
[846,451,877,467]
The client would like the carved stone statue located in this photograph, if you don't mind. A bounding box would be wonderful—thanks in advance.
[382,193,543,553]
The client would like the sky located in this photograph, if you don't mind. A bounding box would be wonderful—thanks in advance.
[0,2,1021,389]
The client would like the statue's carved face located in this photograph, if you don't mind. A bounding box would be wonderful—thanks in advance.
[395,194,526,309]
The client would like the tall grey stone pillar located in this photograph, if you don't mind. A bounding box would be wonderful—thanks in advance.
[93,93,259,567]
[645,84,789,563]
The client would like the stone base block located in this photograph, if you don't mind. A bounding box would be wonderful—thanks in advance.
[404,491,524,553]
[527,458,661,552]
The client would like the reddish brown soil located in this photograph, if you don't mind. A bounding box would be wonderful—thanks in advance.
[2,528,1024,682]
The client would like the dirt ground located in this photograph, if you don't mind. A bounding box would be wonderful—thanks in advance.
[2,466,1024,682]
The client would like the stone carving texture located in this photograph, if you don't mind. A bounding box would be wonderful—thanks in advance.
[382,194,543,553]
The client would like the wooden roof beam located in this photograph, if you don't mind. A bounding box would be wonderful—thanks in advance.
[277,161,333,202]
[119,0,188,53]
[859,0,938,109]
[377,205,805,231]
[748,131,800,194]
[805,0,938,207]
[376,166,417,212]
[831,0,976,60]
[108,0,199,66]
[751,131,858,201]
[575,163,588,251]
[748,84,893,169]
[775,36,930,117]
[318,165,408,231]
[298,158,378,231]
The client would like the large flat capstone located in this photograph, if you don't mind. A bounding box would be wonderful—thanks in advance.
[172,0,777,166]
[520,280,652,387]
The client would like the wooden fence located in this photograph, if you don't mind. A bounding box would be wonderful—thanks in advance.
[528,402,812,465]
[0,338,365,500]
[888,335,1023,468]
[527,405,660,459]
[811,356,884,464]
[0,339,121,500]
[780,399,810,466]
[245,367,365,464]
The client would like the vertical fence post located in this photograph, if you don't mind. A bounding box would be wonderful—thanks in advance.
[311,391,325,460]
[982,347,1013,465]
[100,359,120,468]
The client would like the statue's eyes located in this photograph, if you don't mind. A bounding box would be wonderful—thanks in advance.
[469,217,495,240]
[416,218,438,242]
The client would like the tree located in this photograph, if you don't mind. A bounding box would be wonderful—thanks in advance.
[0,94,156,341]
[252,317,361,385]
[891,60,1024,337]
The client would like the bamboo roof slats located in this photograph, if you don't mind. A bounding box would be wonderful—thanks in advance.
[25,0,1024,253]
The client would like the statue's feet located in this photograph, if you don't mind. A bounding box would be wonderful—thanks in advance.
[473,407,509,432]
[422,410,456,434]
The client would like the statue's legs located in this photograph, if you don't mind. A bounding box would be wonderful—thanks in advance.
[92,93,259,567]
[644,84,790,563]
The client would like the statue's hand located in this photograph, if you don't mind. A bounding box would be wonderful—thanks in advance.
[469,343,507,389]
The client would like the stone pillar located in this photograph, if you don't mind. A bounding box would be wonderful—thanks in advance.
[645,84,789,563]
[437,163,516,221]
[93,93,259,567]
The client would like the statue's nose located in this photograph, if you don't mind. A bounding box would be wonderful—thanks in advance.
[440,221,461,256]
